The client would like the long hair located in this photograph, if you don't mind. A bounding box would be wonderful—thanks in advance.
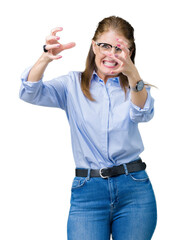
[81,16,146,102]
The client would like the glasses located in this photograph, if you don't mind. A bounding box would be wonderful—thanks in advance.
[95,42,132,54]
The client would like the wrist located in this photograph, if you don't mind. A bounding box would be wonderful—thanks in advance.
[40,52,53,64]
[128,70,141,88]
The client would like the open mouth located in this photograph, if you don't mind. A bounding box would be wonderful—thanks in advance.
[103,60,118,68]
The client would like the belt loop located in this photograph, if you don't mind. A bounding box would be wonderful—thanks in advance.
[123,163,129,175]
[86,168,91,181]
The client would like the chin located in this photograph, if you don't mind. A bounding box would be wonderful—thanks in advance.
[99,65,119,78]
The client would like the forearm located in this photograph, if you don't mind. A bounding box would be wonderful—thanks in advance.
[128,70,148,109]
[27,53,52,82]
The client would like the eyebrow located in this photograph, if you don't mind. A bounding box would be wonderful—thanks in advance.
[96,42,132,50]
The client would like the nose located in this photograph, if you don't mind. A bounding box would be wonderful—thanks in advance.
[107,48,116,57]
[111,47,116,54]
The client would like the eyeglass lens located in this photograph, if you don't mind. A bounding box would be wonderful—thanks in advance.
[99,43,122,54]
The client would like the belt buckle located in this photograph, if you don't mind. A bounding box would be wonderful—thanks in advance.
[99,167,109,178]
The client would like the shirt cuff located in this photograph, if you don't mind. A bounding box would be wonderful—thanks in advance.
[130,88,154,113]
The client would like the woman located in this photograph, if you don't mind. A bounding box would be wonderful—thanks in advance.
[19,16,157,240]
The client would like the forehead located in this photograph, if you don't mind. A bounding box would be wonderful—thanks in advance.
[97,30,130,47]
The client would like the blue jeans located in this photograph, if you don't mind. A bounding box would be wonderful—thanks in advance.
[67,167,157,240]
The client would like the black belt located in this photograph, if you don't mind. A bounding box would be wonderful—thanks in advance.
[75,159,146,178]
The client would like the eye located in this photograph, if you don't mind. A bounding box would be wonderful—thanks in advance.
[101,43,111,49]
[115,47,122,52]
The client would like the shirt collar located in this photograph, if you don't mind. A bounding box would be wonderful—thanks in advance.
[91,70,119,84]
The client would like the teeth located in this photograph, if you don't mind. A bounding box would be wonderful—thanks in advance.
[103,61,117,66]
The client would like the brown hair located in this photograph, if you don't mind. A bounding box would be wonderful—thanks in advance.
[81,16,153,102]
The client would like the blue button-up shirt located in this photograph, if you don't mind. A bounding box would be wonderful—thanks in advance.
[19,67,154,169]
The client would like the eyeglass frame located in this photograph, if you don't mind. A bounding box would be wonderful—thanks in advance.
[95,42,133,53]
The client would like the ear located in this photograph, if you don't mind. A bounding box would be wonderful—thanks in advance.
[129,48,133,57]
[92,40,97,55]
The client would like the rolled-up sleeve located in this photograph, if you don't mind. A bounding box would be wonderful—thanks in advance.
[129,87,154,123]
[19,66,68,111]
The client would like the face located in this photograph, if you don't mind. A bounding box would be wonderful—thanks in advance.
[92,30,132,82]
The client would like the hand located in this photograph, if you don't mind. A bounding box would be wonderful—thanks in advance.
[44,27,76,60]
[109,38,138,78]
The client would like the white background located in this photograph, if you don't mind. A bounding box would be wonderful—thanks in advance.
[0,0,175,239]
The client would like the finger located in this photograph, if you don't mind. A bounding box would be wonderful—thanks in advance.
[116,39,130,55]
[110,69,122,75]
[60,42,76,51]
[45,43,61,51]
[117,43,130,56]
[51,27,63,36]
[46,35,60,43]
[48,53,62,60]
[116,38,128,48]
[114,54,124,62]
[109,54,124,65]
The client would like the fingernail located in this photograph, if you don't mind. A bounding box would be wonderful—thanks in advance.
[115,54,118,58]
[117,44,121,47]
[57,44,60,47]
[56,36,60,40]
